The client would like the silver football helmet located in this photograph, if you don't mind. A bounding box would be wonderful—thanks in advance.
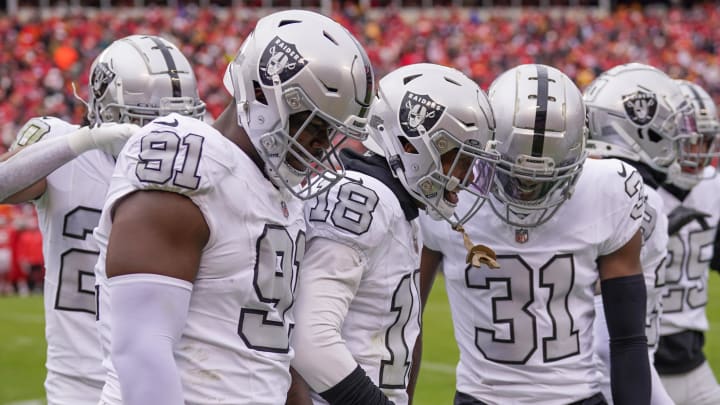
[363,63,499,227]
[223,10,374,200]
[488,64,587,228]
[674,80,720,188]
[87,35,205,126]
[584,63,698,188]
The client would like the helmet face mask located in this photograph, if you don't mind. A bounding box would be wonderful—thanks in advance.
[224,10,375,200]
[487,64,588,228]
[87,35,206,127]
[365,63,500,228]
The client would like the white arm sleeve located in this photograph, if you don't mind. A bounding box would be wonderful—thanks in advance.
[0,123,139,202]
[109,273,192,405]
[0,128,86,202]
[291,237,366,393]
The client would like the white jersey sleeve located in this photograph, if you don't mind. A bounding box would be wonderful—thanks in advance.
[109,115,221,207]
[11,116,62,150]
[597,160,646,256]
[291,237,366,391]
[305,173,392,254]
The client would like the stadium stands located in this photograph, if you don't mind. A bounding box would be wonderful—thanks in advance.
[1,3,720,293]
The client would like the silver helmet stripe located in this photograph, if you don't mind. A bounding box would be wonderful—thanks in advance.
[147,36,182,98]
[532,64,549,157]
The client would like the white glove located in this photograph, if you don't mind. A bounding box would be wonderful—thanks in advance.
[67,123,141,157]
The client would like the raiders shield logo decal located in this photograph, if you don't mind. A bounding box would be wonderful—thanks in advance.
[622,90,657,126]
[399,92,446,137]
[91,62,115,100]
[259,36,308,86]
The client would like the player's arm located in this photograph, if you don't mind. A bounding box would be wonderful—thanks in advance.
[290,237,394,405]
[286,367,313,405]
[598,230,651,405]
[0,123,137,203]
[106,189,209,405]
[407,246,443,403]
[0,146,46,203]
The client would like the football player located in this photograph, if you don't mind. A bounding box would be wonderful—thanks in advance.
[290,63,499,405]
[92,10,374,405]
[585,66,720,404]
[0,35,204,405]
[584,63,681,405]
[416,64,651,404]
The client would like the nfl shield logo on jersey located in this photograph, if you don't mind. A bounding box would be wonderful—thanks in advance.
[399,91,446,137]
[515,228,529,244]
[259,36,308,86]
[622,90,657,126]
[281,201,289,218]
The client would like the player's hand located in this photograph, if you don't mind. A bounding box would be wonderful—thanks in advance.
[89,123,141,157]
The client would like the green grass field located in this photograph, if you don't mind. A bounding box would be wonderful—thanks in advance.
[1,272,719,404]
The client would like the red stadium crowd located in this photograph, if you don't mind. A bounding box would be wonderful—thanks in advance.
[2,2,720,293]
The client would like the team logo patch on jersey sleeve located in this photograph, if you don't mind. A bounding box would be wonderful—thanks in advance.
[259,36,308,86]
[622,90,657,126]
[399,91,446,137]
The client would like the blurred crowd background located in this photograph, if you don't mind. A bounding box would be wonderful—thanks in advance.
[2,1,720,293]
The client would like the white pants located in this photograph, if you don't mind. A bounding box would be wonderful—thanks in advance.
[45,368,103,405]
[593,295,675,405]
[660,360,720,405]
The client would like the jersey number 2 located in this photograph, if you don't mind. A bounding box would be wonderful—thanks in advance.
[55,207,101,314]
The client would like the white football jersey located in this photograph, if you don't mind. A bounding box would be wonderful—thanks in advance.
[94,114,305,405]
[16,117,109,403]
[304,171,422,405]
[421,158,644,404]
[658,168,720,335]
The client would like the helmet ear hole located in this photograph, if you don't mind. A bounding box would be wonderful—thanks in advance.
[648,128,663,143]
[399,137,418,154]
[253,81,268,105]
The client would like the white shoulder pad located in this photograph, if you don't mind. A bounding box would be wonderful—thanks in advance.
[641,187,668,279]
[115,114,233,197]
[579,158,645,255]
[12,116,78,151]
[305,172,396,251]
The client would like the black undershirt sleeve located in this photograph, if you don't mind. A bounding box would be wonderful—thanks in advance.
[601,274,651,405]
[319,365,395,405]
